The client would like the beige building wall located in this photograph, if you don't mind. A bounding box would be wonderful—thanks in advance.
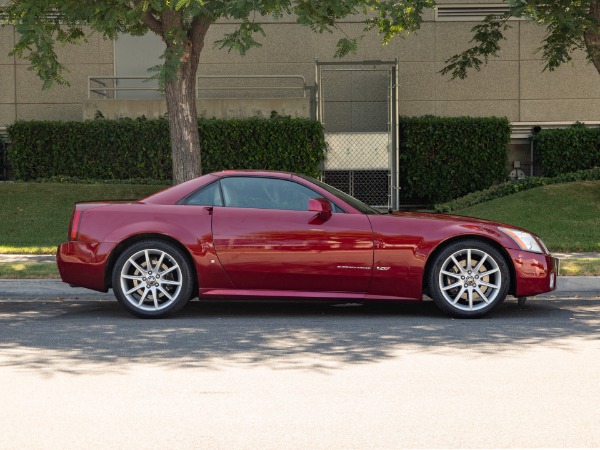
[0,26,16,128]
[0,26,114,128]
[2,4,600,127]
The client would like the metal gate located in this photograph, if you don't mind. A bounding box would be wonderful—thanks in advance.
[316,60,398,210]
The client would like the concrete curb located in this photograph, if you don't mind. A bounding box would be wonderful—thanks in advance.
[0,277,598,300]
[545,276,600,296]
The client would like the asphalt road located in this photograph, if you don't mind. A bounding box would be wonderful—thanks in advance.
[1,296,600,449]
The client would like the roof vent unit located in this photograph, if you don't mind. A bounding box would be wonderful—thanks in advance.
[435,4,512,21]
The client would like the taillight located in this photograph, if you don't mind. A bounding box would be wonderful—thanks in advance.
[70,210,83,241]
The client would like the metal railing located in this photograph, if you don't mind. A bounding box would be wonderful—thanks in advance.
[88,75,307,99]
[88,76,159,99]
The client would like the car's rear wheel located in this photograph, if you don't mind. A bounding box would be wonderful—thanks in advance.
[112,240,193,318]
[429,240,510,318]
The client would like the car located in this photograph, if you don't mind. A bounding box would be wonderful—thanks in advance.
[57,170,559,319]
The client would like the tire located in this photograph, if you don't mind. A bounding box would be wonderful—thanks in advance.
[428,240,510,318]
[112,240,194,318]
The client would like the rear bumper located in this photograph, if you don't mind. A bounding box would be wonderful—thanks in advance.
[508,249,559,297]
[56,241,114,292]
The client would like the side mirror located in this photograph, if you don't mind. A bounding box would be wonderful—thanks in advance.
[308,197,332,220]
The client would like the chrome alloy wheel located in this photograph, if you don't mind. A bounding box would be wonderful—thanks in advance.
[119,248,183,312]
[438,248,502,312]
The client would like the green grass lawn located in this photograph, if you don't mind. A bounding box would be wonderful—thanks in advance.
[455,181,600,252]
[0,262,59,278]
[1,180,599,255]
[0,183,165,254]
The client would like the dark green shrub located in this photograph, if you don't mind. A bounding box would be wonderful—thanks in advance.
[7,117,326,181]
[532,123,600,177]
[399,116,511,204]
[7,119,171,181]
[199,117,325,177]
[0,132,6,180]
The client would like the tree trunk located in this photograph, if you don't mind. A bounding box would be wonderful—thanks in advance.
[161,11,210,185]
[584,0,600,75]
[165,63,201,185]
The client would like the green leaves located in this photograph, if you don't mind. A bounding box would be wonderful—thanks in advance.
[441,15,510,80]
[334,37,358,58]
[2,0,451,91]
[365,0,435,43]
[441,1,600,79]
[215,21,266,55]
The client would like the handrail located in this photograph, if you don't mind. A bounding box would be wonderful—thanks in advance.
[88,76,160,99]
[88,75,307,99]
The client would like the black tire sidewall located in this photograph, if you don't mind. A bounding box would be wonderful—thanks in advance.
[112,240,194,318]
[429,240,510,318]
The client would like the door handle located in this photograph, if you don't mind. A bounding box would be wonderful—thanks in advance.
[205,206,214,215]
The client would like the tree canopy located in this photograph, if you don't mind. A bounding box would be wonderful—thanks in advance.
[3,0,435,90]
[3,0,600,182]
[442,0,600,79]
[2,0,436,182]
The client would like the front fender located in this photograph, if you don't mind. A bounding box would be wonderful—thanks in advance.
[368,216,520,299]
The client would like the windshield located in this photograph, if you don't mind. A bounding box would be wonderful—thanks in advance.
[297,175,382,215]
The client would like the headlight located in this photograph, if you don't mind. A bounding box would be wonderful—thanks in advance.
[499,227,544,253]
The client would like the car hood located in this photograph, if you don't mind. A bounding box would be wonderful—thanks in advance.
[386,210,528,231]
[372,211,531,235]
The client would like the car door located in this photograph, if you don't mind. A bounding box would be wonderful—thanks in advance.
[211,176,374,293]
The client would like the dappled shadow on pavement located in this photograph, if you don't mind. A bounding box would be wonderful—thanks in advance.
[0,298,599,374]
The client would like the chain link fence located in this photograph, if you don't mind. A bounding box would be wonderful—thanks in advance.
[317,62,396,210]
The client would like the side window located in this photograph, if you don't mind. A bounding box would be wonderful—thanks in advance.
[220,177,335,211]
[182,181,223,206]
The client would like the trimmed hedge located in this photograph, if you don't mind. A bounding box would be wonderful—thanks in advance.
[7,117,326,181]
[0,133,7,180]
[399,116,511,204]
[532,123,600,177]
[434,167,600,213]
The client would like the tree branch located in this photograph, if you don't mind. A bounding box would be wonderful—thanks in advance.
[131,0,163,35]
[440,14,510,79]
[189,15,212,73]
[584,0,600,74]
[141,11,164,35]
[189,15,211,45]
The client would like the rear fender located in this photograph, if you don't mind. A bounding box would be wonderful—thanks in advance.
[103,220,234,292]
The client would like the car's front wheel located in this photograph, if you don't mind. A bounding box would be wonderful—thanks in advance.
[112,240,194,318]
[429,240,510,318]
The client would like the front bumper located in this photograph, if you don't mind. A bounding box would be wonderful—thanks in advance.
[507,248,559,297]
